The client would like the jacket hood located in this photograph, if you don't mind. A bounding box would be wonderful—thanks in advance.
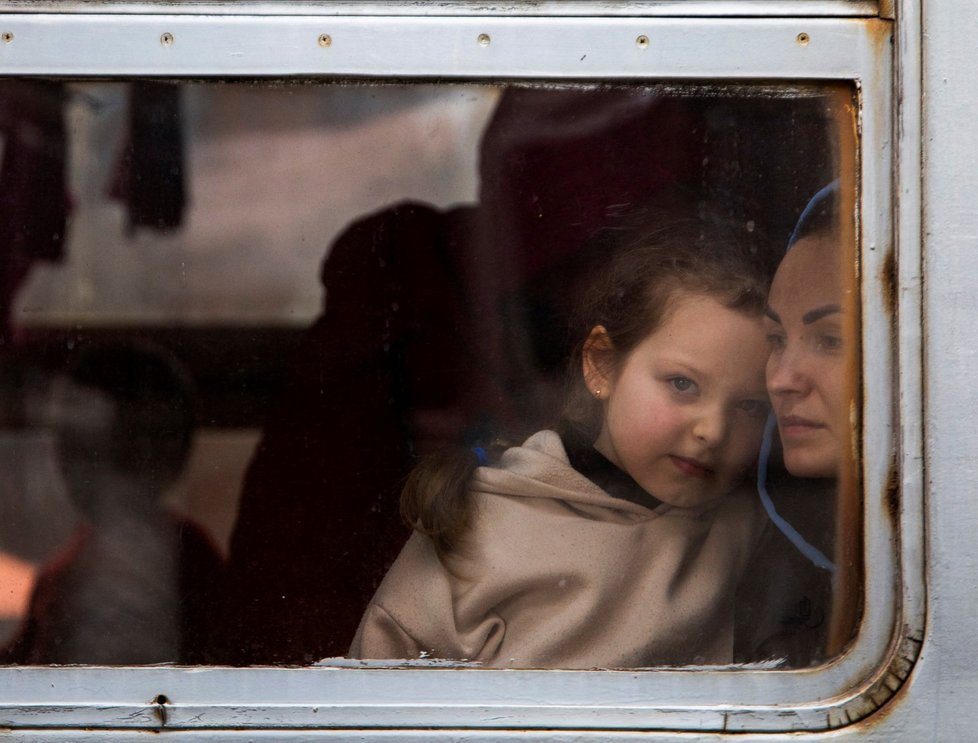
[469,430,722,517]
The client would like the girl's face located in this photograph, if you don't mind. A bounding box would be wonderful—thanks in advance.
[764,234,846,478]
[585,291,770,507]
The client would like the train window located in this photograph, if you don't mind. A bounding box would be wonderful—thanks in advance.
[0,6,916,738]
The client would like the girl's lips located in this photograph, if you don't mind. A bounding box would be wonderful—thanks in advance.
[670,455,713,479]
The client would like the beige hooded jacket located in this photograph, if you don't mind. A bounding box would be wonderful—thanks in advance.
[348,430,764,669]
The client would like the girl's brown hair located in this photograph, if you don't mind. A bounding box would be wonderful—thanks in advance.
[402,204,772,554]
[563,207,772,442]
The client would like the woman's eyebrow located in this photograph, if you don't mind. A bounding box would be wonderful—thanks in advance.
[764,307,781,323]
[802,304,842,324]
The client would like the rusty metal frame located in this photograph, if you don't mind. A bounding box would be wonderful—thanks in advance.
[0,6,921,740]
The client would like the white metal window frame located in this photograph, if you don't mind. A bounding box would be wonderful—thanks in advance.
[0,5,921,739]
[0,1,884,19]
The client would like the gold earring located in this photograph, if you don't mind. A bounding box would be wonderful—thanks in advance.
[593,388,602,399]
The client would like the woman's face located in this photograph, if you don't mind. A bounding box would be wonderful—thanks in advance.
[765,234,848,478]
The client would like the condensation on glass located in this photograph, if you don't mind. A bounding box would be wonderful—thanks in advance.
[0,79,858,669]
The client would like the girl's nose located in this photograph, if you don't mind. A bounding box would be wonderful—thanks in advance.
[693,406,728,447]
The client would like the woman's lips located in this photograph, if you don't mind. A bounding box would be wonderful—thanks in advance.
[779,415,826,436]
[670,455,713,479]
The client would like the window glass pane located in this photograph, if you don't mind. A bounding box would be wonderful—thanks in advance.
[0,79,858,668]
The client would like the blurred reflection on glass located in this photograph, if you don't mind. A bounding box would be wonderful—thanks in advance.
[2,342,221,664]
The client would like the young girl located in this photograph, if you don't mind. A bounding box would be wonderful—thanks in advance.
[348,210,773,669]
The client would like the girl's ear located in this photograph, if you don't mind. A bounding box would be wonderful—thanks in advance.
[582,325,616,397]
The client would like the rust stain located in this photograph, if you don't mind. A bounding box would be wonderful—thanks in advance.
[866,17,895,62]
[881,248,897,320]
[827,630,924,729]
[826,78,864,661]
[884,453,900,524]
[152,694,169,728]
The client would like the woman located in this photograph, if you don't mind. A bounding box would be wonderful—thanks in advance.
[735,183,856,666]
[766,183,848,480]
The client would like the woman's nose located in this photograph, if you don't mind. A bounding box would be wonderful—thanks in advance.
[766,344,811,397]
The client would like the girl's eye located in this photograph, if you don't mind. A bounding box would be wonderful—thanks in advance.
[669,376,696,394]
[766,332,786,351]
[737,399,771,417]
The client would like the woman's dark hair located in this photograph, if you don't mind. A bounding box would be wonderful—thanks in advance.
[402,204,771,554]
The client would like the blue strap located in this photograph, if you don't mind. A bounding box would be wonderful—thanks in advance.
[472,447,489,466]
[787,180,840,249]
[756,415,835,574]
